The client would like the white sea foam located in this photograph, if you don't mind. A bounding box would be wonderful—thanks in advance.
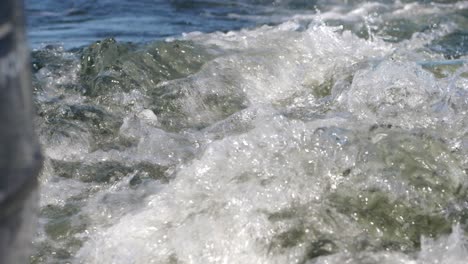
[72,16,468,264]
[31,1,468,263]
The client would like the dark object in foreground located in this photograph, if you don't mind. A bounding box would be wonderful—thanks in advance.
[0,0,42,263]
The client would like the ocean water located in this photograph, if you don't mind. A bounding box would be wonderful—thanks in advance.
[27,0,468,263]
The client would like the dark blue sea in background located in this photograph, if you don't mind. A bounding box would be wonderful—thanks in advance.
[25,0,315,49]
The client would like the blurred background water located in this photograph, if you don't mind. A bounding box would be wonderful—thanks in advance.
[25,0,310,49]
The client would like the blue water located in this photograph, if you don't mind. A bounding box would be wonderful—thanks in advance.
[25,0,306,49]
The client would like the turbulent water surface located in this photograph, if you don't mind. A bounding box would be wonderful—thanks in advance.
[27,0,468,263]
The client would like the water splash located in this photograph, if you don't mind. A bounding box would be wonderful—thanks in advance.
[30,1,468,263]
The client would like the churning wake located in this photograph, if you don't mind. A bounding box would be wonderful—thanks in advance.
[30,1,468,263]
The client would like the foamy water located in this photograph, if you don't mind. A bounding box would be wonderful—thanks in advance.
[30,1,468,263]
